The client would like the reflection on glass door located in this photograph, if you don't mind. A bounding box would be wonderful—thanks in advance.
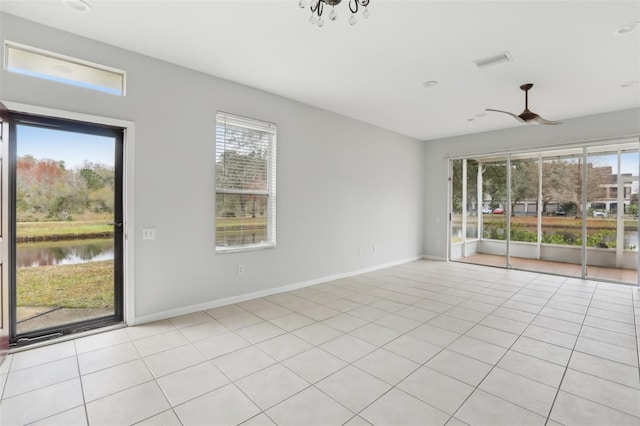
[9,113,123,344]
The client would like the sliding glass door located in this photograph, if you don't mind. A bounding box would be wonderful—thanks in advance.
[449,140,640,285]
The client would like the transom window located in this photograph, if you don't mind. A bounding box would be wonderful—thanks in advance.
[215,112,276,252]
[4,41,126,95]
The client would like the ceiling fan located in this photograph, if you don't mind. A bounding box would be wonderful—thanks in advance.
[486,83,561,125]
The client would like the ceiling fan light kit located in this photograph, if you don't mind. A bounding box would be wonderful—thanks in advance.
[486,83,562,125]
[300,0,370,27]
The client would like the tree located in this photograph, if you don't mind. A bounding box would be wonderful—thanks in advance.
[451,160,463,214]
[215,126,269,218]
[79,167,104,191]
[482,162,507,210]
[510,161,538,216]
[16,156,115,220]
[451,159,479,214]
[542,159,608,216]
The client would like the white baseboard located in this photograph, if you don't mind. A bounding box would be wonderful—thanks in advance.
[422,255,447,261]
[131,256,422,326]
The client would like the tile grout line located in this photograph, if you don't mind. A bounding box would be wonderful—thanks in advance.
[542,277,598,425]
[228,265,494,425]
[73,340,91,426]
[350,268,554,424]
[443,270,570,424]
[3,261,639,425]
[334,268,576,423]
[243,268,621,424]
[232,270,636,421]
[547,284,640,421]
[0,352,13,400]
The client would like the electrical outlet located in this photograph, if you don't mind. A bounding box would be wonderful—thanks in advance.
[358,248,363,256]
[142,228,156,240]
[373,245,377,253]
[238,265,244,275]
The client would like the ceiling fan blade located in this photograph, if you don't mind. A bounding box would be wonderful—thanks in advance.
[485,108,526,123]
[531,114,562,125]
[488,84,562,126]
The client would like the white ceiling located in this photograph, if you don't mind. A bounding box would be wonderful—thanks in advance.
[1,1,639,140]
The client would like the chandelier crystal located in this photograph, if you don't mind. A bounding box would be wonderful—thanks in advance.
[299,0,371,27]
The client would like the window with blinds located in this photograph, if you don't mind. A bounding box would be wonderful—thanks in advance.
[215,112,276,252]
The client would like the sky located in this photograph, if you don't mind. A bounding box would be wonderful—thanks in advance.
[599,153,639,175]
[16,124,115,169]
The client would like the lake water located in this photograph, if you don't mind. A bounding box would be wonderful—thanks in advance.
[17,239,114,267]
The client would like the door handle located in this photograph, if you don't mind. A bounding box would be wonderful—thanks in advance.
[108,222,123,228]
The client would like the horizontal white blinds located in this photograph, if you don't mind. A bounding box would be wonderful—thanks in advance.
[215,112,277,250]
[216,112,277,135]
[215,112,275,192]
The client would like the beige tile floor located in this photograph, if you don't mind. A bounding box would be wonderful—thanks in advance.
[460,253,639,284]
[1,260,639,425]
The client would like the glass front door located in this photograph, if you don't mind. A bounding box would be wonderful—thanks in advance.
[9,113,124,345]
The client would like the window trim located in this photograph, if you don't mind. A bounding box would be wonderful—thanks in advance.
[215,111,276,253]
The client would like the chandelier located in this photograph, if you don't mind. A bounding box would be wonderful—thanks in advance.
[299,0,371,27]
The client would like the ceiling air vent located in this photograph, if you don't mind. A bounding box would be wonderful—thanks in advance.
[473,51,512,69]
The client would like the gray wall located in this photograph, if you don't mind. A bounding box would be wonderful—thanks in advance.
[423,107,640,259]
[0,13,425,322]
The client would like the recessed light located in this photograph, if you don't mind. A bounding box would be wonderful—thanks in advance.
[422,80,439,88]
[616,21,639,35]
[621,81,639,88]
[62,0,91,13]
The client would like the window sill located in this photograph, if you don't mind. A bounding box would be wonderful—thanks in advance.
[216,242,276,254]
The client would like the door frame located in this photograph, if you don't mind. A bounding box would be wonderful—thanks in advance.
[1,110,9,363]
[1,101,136,337]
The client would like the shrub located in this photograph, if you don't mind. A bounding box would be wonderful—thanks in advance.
[484,221,617,248]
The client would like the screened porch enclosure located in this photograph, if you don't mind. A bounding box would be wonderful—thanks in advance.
[449,140,640,285]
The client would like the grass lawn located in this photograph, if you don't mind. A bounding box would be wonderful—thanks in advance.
[17,260,114,309]
[501,215,637,230]
[17,220,114,241]
[16,217,115,309]
[17,216,269,240]
[216,216,266,231]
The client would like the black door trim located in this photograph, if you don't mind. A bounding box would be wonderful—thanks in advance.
[7,112,124,346]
